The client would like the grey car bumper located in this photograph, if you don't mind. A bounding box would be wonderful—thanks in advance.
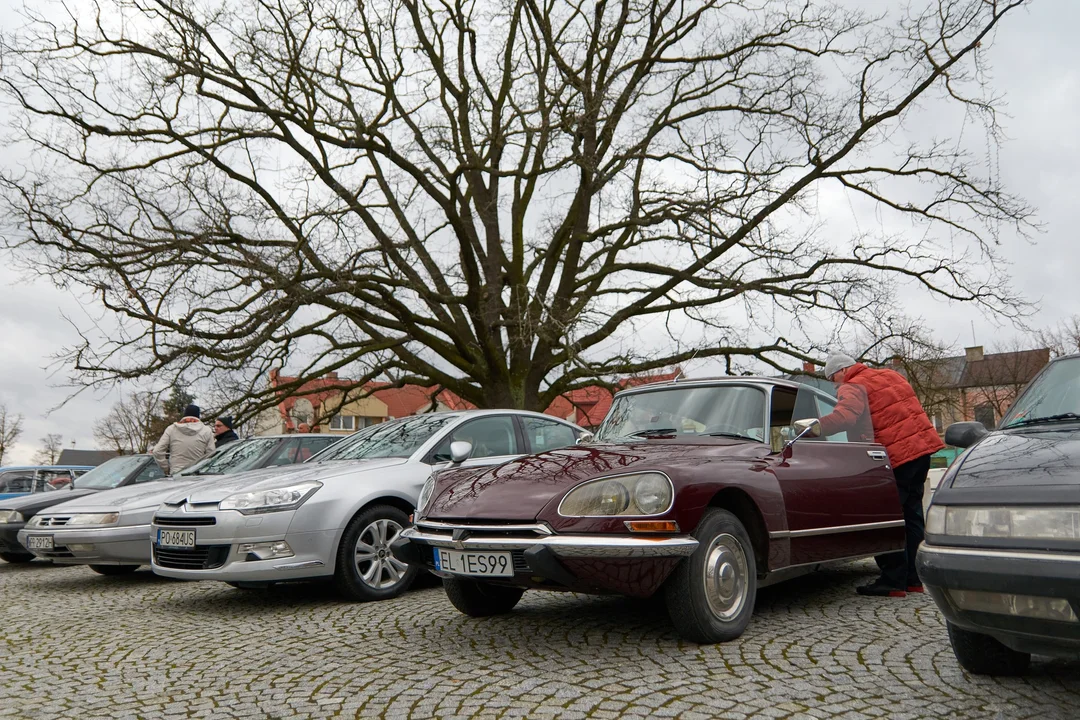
[18,524,151,565]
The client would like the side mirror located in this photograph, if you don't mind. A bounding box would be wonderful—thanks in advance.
[576,431,595,445]
[944,422,988,449]
[449,440,473,464]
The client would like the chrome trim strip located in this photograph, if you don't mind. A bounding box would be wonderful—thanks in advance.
[769,519,905,539]
[273,560,325,571]
[415,520,554,536]
[401,527,698,558]
[919,545,1080,564]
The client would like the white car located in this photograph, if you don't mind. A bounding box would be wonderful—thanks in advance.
[150,410,586,601]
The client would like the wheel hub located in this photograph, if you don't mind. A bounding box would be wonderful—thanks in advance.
[702,533,748,621]
[354,518,409,590]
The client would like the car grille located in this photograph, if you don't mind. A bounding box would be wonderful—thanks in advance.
[34,517,72,527]
[153,516,216,527]
[153,544,230,570]
[35,546,74,559]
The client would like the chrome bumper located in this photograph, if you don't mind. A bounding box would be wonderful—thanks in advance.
[398,525,698,559]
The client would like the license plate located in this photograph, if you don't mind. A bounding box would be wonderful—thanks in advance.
[26,535,53,550]
[157,529,195,548]
[433,548,513,577]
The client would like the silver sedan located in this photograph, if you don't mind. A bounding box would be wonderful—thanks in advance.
[150,410,584,601]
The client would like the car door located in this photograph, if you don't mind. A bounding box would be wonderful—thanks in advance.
[769,386,904,566]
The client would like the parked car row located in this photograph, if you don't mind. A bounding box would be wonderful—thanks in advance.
[3,363,1078,676]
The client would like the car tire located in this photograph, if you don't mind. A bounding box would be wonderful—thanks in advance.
[443,578,525,617]
[335,505,419,602]
[664,507,757,643]
[89,564,139,576]
[947,621,1031,676]
[0,552,34,564]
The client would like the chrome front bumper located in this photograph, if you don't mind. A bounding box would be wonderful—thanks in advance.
[397,522,699,559]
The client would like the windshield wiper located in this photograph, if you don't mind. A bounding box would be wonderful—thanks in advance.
[627,428,678,438]
[1004,412,1080,429]
[705,431,757,441]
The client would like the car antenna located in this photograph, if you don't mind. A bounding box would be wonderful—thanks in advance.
[672,349,700,383]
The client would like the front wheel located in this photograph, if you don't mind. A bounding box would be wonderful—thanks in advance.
[664,507,757,643]
[947,622,1031,676]
[0,552,34,564]
[444,578,524,617]
[89,564,139,576]
[335,505,419,602]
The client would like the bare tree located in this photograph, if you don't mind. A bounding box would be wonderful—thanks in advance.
[0,404,24,466]
[1033,316,1080,358]
[32,434,63,465]
[93,391,165,454]
[0,0,1036,419]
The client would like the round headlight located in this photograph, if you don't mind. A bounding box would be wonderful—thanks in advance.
[633,475,670,514]
[593,481,631,515]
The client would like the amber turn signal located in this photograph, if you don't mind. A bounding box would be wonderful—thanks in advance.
[624,520,680,533]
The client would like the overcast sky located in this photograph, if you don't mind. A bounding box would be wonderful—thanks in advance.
[0,0,1077,464]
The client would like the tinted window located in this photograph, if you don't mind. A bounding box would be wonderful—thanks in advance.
[522,418,577,454]
[74,456,150,489]
[431,417,519,462]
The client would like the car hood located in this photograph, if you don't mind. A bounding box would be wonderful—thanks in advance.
[168,457,410,504]
[36,479,200,515]
[0,488,99,514]
[948,428,1080,490]
[427,440,760,521]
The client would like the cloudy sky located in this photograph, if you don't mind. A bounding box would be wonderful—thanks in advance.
[0,0,1077,464]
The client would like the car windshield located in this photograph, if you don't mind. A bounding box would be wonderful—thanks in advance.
[178,438,280,475]
[596,385,767,442]
[73,456,148,490]
[314,415,457,461]
[1001,357,1080,428]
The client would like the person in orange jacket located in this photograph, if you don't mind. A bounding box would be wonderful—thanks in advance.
[795,353,944,597]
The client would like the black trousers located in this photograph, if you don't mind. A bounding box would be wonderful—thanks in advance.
[875,454,931,589]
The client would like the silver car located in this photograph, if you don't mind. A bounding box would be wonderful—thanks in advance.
[18,435,337,574]
[150,411,585,601]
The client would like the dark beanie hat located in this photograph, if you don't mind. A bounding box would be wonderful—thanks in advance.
[183,404,201,419]
[218,416,234,430]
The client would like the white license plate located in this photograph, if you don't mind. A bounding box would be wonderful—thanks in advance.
[157,529,195,548]
[433,548,514,577]
[26,535,53,550]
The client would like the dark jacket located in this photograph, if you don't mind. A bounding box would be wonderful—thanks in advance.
[215,429,240,448]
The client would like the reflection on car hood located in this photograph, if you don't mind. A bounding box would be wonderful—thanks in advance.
[37,479,200,515]
[950,428,1080,489]
[0,488,98,513]
[167,457,410,504]
[428,441,758,521]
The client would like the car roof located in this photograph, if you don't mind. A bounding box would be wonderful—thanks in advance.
[249,433,339,439]
[0,465,95,471]
[613,375,809,396]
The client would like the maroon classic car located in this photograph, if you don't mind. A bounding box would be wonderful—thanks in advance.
[392,378,905,643]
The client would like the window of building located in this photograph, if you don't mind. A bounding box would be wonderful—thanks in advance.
[974,404,996,429]
[330,415,356,431]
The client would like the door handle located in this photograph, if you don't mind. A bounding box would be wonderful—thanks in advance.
[867,450,888,462]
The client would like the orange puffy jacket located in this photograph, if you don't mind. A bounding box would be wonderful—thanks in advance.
[817,363,944,467]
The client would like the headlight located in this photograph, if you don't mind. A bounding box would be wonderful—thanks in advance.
[219,481,322,514]
[63,513,120,526]
[416,476,436,517]
[558,472,674,517]
[0,510,24,524]
[929,505,1080,540]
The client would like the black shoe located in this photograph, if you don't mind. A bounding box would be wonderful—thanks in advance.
[856,580,906,597]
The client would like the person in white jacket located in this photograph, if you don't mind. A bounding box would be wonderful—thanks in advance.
[153,404,216,475]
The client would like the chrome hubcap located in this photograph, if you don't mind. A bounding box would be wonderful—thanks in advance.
[702,533,748,621]
[354,518,409,589]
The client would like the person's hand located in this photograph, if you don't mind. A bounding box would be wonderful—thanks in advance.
[793,418,821,436]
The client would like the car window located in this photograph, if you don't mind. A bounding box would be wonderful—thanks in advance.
[431,417,519,462]
[522,417,577,454]
[597,385,766,442]
[297,436,334,462]
[813,395,849,443]
[74,456,152,489]
[179,437,281,475]
[265,438,302,467]
[1002,356,1080,427]
[134,462,166,483]
[316,415,457,461]
[39,470,74,492]
[0,471,34,493]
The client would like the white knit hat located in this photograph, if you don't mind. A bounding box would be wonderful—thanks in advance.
[823,353,856,378]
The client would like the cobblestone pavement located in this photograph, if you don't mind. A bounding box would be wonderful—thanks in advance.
[1,560,1077,719]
